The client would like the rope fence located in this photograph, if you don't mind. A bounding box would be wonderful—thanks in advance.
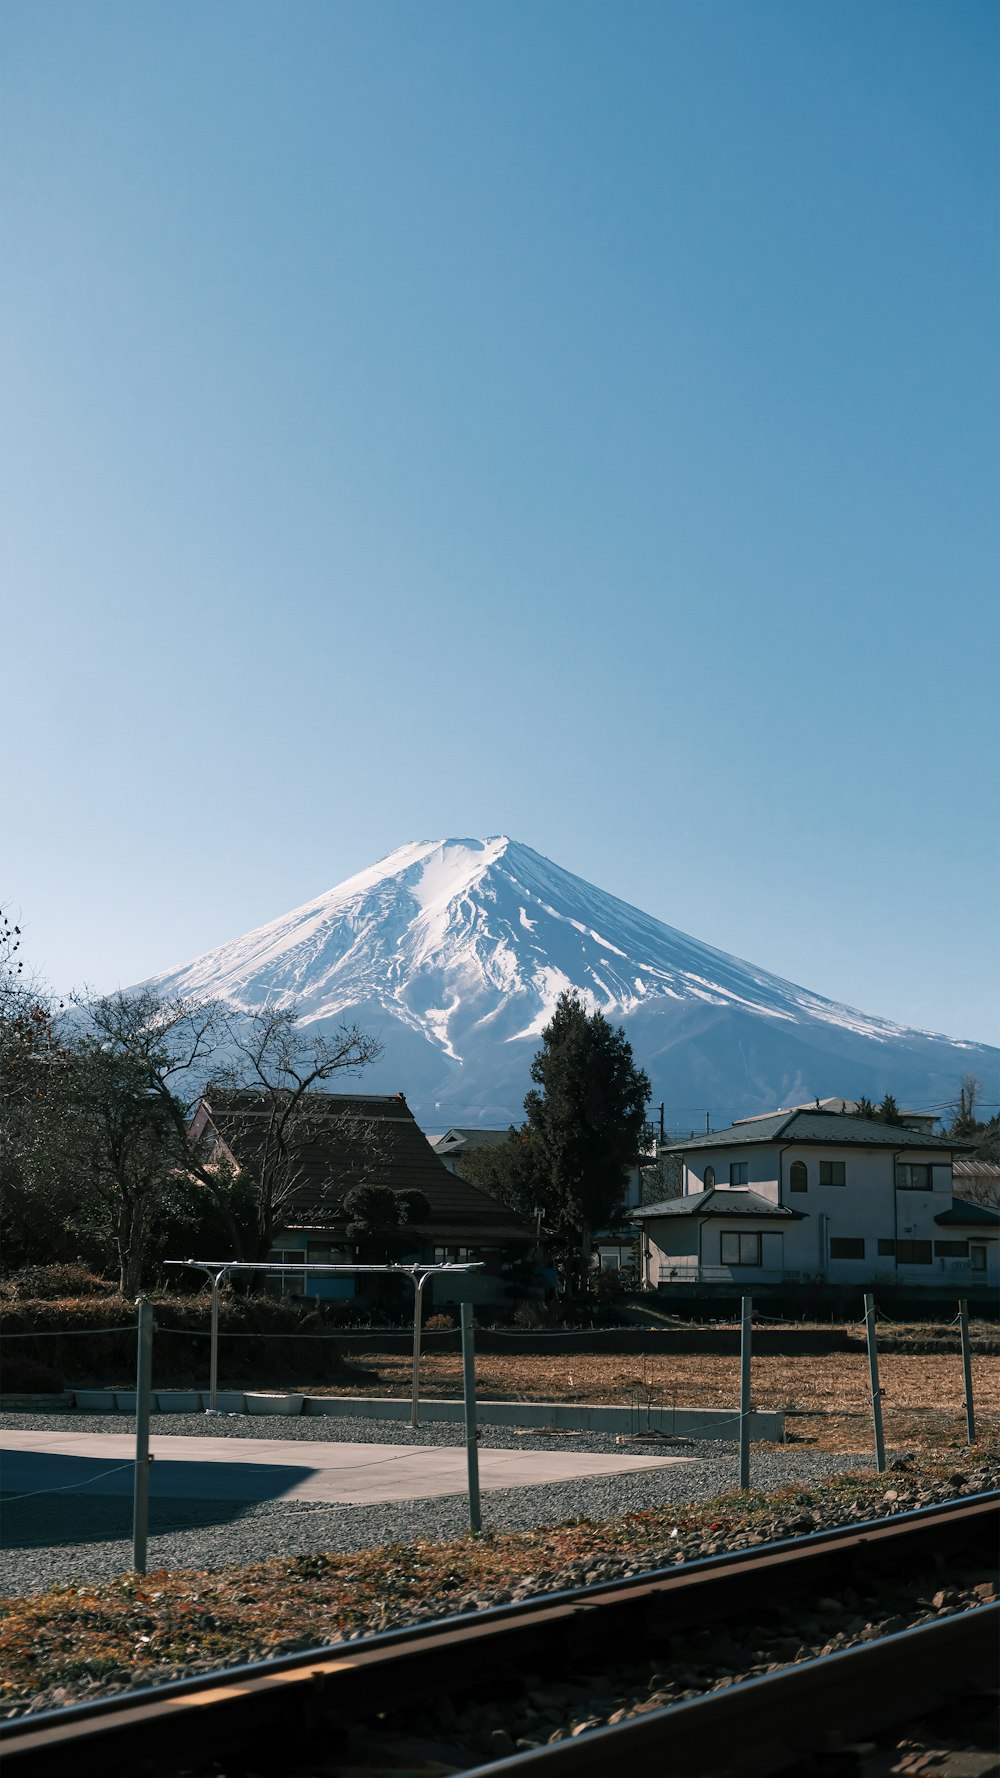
[0,1296,985,1582]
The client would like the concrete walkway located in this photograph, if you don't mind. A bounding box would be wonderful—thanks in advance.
[1,1430,692,1507]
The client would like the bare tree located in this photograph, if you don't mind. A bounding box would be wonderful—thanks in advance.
[953,1159,1000,1212]
[0,910,86,1269]
[72,990,231,1293]
[208,1005,384,1261]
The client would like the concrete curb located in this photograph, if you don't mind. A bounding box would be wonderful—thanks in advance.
[302,1396,784,1441]
[49,1389,783,1441]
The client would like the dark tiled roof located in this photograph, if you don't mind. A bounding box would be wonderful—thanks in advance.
[634,1189,806,1221]
[661,1109,972,1155]
[934,1199,1000,1228]
[200,1089,533,1244]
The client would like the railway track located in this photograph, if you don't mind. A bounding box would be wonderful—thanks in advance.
[2,1493,997,1778]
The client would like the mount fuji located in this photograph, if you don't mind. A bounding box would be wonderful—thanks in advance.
[142,837,997,1128]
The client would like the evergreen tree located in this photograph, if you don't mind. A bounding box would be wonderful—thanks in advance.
[343,1184,430,1263]
[523,991,651,1291]
[452,1127,542,1218]
[877,1092,903,1126]
[949,1074,984,1141]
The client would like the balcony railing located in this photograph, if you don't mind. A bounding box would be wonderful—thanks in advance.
[654,1263,794,1285]
[653,1258,989,1286]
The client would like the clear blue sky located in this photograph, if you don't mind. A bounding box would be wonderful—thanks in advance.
[3,0,998,1047]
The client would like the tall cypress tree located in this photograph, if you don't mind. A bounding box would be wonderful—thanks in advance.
[524,991,651,1291]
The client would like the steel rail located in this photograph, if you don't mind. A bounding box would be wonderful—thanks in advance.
[2,1492,996,1776]
[469,1604,1000,1778]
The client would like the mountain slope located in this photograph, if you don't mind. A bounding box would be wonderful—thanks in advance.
[144,837,998,1126]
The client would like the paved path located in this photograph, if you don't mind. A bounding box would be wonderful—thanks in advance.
[1,1430,691,1507]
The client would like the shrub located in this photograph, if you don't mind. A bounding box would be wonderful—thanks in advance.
[0,1264,115,1302]
[511,1298,557,1330]
[424,1313,455,1331]
[1,1355,65,1393]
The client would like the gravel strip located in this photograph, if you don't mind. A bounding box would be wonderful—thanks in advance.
[1,1411,878,1595]
[2,1409,749,1453]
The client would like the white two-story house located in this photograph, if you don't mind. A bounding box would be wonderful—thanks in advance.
[635,1106,998,1296]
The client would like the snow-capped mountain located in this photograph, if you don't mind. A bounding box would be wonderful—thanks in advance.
[143,837,998,1127]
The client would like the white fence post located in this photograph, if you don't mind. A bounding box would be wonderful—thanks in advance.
[739,1295,752,1490]
[132,1299,154,1574]
[460,1301,481,1533]
[411,1273,428,1429]
[864,1292,886,1472]
[959,1300,976,1444]
[205,1269,227,1414]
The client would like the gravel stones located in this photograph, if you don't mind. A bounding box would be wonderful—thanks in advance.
[0,1409,881,1597]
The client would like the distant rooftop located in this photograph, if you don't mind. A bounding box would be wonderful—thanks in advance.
[429,1127,512,1155]
[661,1108,972,1154]
[635,1189,806,1220]
[732,1097,939,1131]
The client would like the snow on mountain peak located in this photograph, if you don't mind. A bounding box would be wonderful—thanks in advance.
[142,836,998,1124]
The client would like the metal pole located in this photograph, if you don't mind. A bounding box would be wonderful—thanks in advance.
[411,1273,428,1429]
[132,1299,154,1574]
[959,1299,976,1444]
[460,1300,481,1533]
[864,1292,886,1473]
[207,1271,222,1413]
[739,1294,752,1490]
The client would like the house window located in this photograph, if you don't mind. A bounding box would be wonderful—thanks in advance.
[433,1246,476,1264]
[721,1231,761,1266]
[829,1237,865,1259]
[896,1240,932,1265]
[729,1161,749,1187]
[877,1238,896,1257]
[789,1161,808,1193]
[704,1165,716,1189]
[934,1241,969,1258]
[970,1245,987,1273]
[896,1163,932,1191]
[819,1161,846,1187]
[266,1249,304,1297]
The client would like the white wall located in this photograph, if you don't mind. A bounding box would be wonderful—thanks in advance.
[684,1147,779,1203]
[648,1142,997,1287]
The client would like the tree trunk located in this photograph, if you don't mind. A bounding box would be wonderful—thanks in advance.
[117,1205,144,1297]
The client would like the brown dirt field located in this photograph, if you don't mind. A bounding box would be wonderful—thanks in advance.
[320,1349,998,1453]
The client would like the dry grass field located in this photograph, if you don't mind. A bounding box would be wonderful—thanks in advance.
[323,1342,998,1453]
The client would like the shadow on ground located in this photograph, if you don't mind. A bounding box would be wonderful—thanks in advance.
[1,1447,318,1548]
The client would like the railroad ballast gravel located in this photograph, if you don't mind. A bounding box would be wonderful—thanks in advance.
[338,1568,1000,1775]
[1,1429,997,1721]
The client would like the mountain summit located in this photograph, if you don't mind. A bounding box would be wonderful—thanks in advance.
[145,837,997,1125]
